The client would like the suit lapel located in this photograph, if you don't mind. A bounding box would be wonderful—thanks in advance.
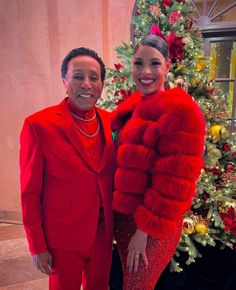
[56,98,95,171]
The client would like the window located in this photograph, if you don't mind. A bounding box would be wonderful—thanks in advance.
[191,0,236,131]
[205,37,236,131]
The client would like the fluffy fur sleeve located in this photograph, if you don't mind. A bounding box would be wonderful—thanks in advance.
[134,89,206,239]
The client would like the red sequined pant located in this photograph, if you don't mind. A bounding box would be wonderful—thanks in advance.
[114,213,182,290]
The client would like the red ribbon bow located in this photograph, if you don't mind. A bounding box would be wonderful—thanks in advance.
[150,25,185,61]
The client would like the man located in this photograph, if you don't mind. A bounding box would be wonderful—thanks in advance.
[20,47,115,290]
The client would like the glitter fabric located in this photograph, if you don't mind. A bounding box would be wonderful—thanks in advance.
[114,213,182,290]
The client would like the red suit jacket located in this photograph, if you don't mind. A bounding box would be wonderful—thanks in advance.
[112,88,206,239]
[20,98,115,255]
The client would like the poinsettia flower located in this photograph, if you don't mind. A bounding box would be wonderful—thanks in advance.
[114,63,124,70]
[166,31,185,61]
[169,12,182,25]
[150,26,185,61]
[220,207,236,235]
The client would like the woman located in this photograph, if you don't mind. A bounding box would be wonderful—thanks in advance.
[111,34,206,290]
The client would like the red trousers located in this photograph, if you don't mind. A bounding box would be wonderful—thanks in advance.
[49,222,112,290]
[115,213,182,290]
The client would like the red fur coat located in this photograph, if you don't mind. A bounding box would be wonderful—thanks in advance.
[111,88,206,239]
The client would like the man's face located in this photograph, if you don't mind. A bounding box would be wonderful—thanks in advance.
[63,55,103,111]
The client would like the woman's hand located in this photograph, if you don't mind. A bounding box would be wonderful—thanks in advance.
[127,229,148,273]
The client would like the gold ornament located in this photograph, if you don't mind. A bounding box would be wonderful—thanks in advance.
[195,61,206,72]
[196,54,204,59]
[209,124,229,141]
[183,217,195,234]
[177,63,183,71]
[195,221,208,235]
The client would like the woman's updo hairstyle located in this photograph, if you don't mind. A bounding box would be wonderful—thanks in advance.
[133,34,169,62]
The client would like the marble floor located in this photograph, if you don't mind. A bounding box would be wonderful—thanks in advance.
[0,222,48,290]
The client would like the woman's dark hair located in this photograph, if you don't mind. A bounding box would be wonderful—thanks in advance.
[133,35,169,61]
[61,47,106,81]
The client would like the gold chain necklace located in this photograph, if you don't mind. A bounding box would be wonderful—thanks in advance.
[77,119,100,138]
[70,110,96,122]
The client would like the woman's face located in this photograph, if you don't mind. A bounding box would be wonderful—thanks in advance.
[132,44,170,96]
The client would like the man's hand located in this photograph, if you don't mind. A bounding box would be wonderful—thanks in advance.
[126,229,148,273]
[32,251,53,275]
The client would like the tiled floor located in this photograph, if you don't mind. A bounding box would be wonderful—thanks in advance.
[0,223,48,290]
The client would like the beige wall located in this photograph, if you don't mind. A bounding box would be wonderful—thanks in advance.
[0,0,134,221]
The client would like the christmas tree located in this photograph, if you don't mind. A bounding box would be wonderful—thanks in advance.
[99,0,236,271]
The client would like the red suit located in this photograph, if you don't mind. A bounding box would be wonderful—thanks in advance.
[111,88,206,289]
[20,98,115,290]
